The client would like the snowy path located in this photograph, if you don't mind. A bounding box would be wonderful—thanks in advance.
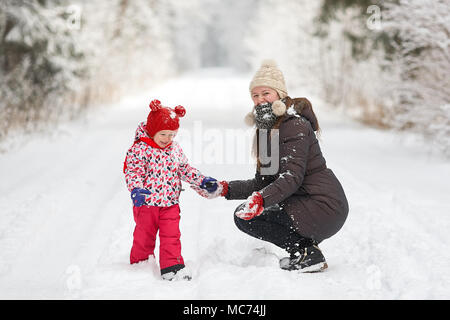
[0,69,449,299]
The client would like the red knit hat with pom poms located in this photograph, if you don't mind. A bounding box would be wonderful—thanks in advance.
[145,99,186,137]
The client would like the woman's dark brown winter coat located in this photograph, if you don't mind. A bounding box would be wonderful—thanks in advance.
[226,98,349,242]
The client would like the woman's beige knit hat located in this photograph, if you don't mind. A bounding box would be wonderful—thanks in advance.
[249,59,288,99]
[245,59,288,126]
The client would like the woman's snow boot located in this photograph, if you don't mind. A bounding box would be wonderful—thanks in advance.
[279,244,328,273]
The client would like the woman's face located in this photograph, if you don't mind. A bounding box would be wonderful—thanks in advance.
[153,130,177,148]
[251,86,280,106]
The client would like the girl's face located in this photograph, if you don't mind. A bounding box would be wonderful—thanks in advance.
[251,86,280,106]
[153,130,177,148]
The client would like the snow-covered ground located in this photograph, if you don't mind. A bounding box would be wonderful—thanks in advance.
[0,68,449,299]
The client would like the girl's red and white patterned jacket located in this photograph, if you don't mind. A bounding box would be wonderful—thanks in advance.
[124,122,205,207]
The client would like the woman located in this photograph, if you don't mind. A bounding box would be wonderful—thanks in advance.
[194,59,349,273]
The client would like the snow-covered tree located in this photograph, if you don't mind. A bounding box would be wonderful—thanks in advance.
[160,0,258,72]
[0,0,177,140]
[382,0,450,154]
[0,0,85,138]
[197,0,257,71]
[74,0,176,103]
[314,0,450,155]
[243,0,322,95]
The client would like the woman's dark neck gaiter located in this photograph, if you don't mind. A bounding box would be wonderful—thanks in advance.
[254,102,277,129]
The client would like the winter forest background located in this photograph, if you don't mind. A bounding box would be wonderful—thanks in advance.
[0,0,449,156]
[1,0,450,300]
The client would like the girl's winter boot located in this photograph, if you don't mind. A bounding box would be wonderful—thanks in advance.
[161,265,192,281]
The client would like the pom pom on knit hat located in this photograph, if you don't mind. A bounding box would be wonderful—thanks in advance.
[271,99,286,116]
[149,99,162,111]
[146,99,185,137]
[174,105,186,117]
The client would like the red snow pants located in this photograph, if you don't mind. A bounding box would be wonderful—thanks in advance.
[130,204,184,271]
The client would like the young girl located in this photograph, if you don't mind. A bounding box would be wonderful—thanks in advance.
[123,99,225,281]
